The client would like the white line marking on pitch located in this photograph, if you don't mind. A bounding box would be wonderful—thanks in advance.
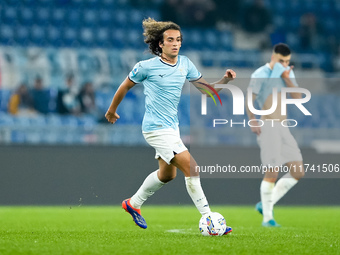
[166,228,195,233]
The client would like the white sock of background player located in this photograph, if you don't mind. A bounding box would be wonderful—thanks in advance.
[272,172,298,205]
[261,180,275,222]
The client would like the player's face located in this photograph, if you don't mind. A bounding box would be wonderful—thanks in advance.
[160,29,182,58]
[273,53,291,68]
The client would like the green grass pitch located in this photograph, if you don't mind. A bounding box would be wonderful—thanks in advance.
[0,206,339,255]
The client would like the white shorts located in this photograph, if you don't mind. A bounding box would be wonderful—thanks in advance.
[143,128,188,165]
[257,121,303,167]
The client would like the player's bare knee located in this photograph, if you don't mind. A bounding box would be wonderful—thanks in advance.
[161,175,176,183]
[264,169,279,181]
[289,162,305,179]
[158,170,177,183]
[168,171,177,182]
[291,167,305,179]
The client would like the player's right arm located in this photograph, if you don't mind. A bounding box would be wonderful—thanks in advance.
[105,77,136,124]
[191,69,236,95]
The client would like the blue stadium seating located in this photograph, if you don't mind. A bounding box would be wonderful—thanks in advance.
[0,90,11,112]
[82,9,98,26]
[0,112,14,126]
[0,25,14,45]
[79,27,95,47]
[181,29,204,50]
[19,7,34,26]
[130,9,144,27]
[111,29,125,48]
[204,30,219,50]
[30,25,45,46]
[36,7,50,23]
[101,0,116,9]
[98,9,112,27]
[50,8,66,27]
[219,31,233,51]
[96,28,110,47]
[3,6,17,24]
[62,26,78,47]
[1,0,339,60]
[271,0,287,13]
[15,25,30,46]
[0,88,340,145]
[66,8,81,28]
[323,17,338,34]
[46,26,62,46]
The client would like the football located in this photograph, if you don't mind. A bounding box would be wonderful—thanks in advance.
[199,212,227,236]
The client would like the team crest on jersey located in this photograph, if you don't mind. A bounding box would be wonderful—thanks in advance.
[132,67,138,76]
[179,67,186,76]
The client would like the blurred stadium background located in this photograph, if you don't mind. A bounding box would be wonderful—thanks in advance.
[0,0,339,205]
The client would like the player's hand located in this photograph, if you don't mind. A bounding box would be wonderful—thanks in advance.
[281,65,294,79]
[250,125,261,135]
[224,69,236,81]
[105,111,120,124]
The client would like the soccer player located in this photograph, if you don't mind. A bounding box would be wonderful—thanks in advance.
[246,43,305,227]
[105,18,236,232]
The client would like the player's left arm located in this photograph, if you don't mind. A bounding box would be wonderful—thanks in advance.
[191,69,236,95]
[281,66,301,99]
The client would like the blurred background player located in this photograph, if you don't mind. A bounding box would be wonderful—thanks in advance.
[246,43,305,227]
[105,18,236,231]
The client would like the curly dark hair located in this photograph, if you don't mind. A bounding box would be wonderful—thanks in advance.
[142,18,182,56]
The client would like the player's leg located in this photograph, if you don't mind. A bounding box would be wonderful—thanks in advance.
[129,129,179,209]
[158,158,177,182]
[260,169,279,225]
[122,166,167,229]
[272,128,304,205]
[289,161,305,179]
[123,129,183,228]
[170,150,211,216]
[129,169,168,210]
[123,163,173,229]
[171,151,232,234]
[130,158,177,209]
[272,161,304,205]
[257,123,281,226]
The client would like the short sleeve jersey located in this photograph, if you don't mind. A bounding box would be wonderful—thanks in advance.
[248,63,298,109]
[128,55,202,132]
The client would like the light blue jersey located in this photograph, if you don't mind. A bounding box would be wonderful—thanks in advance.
[128,55,202,132]
[249,63,298,109]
